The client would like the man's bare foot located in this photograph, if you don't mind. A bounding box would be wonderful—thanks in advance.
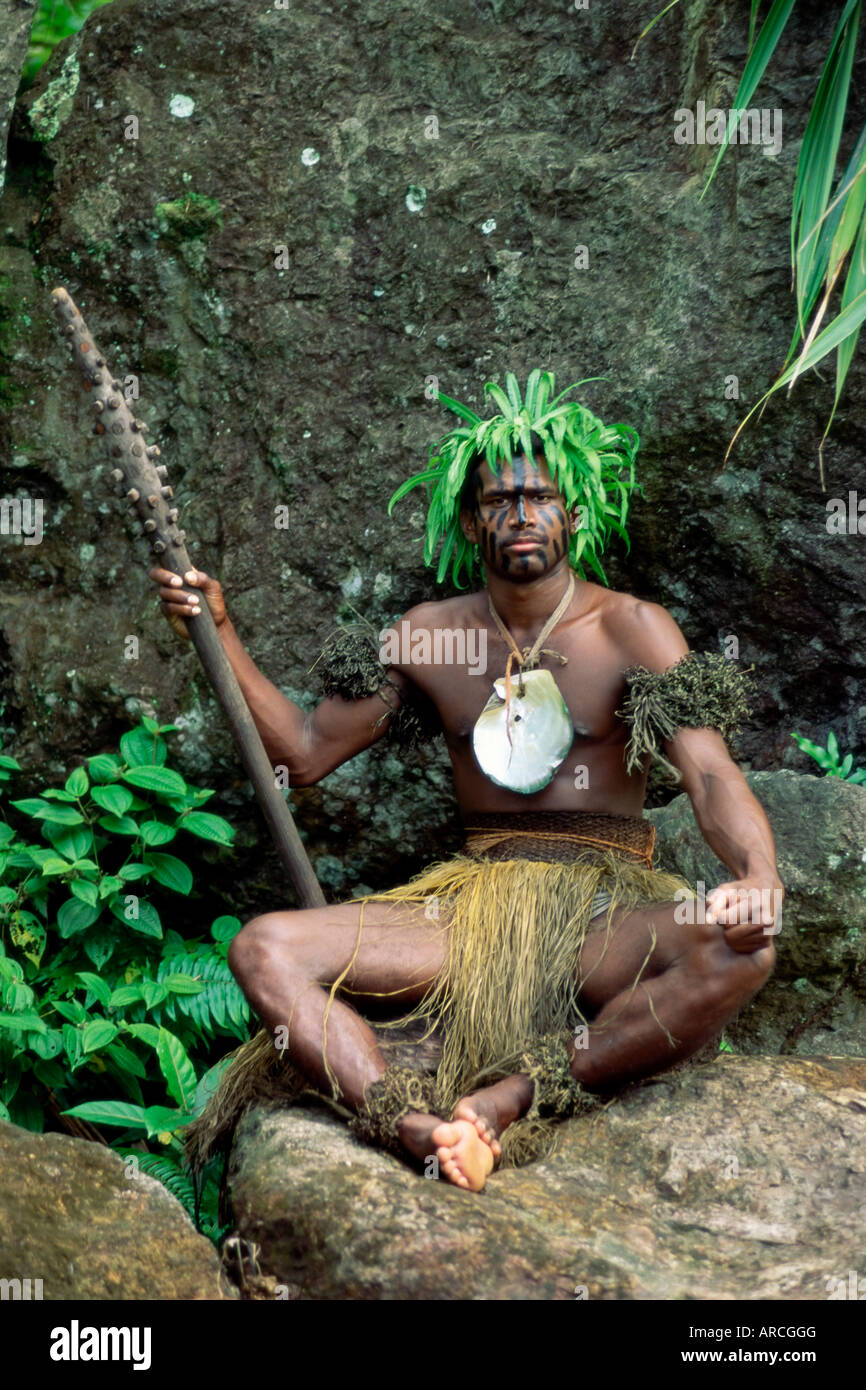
[453,1072,535,1158]
[397,1111,498,1191]
[396,1072,535,1191]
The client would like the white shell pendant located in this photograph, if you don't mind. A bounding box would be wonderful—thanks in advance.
[472,667,574,794]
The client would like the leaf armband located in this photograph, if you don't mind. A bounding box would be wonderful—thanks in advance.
[311,624,440,749]
[616,651,755,779]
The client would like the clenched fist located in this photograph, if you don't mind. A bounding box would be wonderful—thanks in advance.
[148,566,227,641]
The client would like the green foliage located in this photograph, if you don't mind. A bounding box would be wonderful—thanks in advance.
[20,1,115,91]
[636,1,866,480]
[113,1147,229,1244]
[791,729,866,782]
[0,717,246,1244]
[389,369,642,590]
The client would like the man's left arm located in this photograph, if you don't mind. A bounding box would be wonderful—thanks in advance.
[664,725,784,952]
[620,599,784,953]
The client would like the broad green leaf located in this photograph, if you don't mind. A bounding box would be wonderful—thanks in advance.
[64,1027,82,1070]
[0,1010,46,1034]
[143,1104,193,1137]
[141,980,168,1008]
[53,998,88,1024]
[44,823,93,860]
[0,754,21,771]
[123,766,186,797]
[11,914,46,966]
[40,856,73,876]
[157,1027,197,1109]
[139,820,176,846]
[3,979,33,1011]
[108,896,162,939]
[76,972,112,1007]
[9,1092,44,1132]
[106,1040,147,1078]
[210,915,242,943]
[65,766,89,797]
[98,875,125,898]
[62,1100,148,1130]
[32,1058,65,1089]
[109,984,144,1008]
[57,897,101,938]
[70,879,99,907]
[11,799,84,825]
[144,853,193,895]
[82,930,114,970]
[123,1021,161,1048]
[29,1028,62,1060]
[97,813,140,837]
[120,728,167,768]
[117,862,152,881]
[88,753,123,783]
[178,811,235,845]
[90,785,134,816]
[82,1018,119,1052]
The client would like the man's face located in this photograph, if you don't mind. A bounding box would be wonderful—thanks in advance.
[460,452,575,582]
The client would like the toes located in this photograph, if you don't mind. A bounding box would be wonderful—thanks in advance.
[432,1122,459,1150]
[453,1102,478,1124]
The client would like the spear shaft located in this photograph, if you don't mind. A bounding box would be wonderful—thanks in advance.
[50,285,326,911]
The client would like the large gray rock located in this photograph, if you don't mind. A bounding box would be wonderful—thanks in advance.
[229,1054,866,1300]
[0,1,34,196]
[0,0,863,900]
[647,770,866,1055]
[0,1120,227,1299]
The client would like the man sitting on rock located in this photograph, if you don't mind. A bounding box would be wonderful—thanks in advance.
[151,369,782,1193]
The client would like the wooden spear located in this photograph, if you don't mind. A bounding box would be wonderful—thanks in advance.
[50,285,326,910]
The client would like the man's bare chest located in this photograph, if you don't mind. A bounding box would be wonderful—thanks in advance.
[413,630,628,750]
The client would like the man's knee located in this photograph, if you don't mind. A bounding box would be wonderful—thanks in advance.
[228,910,305,982]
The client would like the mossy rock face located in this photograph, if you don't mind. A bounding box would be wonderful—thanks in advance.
[648,771,866,1055]
[154,194,224,243]
[0,1121,227,1300]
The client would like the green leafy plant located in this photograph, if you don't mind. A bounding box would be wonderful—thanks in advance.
[636,1,866,482]
[20,1,116,91]
[0,717,248,1244]
[791,729,866,782]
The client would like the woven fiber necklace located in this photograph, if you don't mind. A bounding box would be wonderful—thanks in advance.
[472,572,575,794]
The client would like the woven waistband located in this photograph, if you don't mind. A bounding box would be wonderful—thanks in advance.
[461,810,655,869]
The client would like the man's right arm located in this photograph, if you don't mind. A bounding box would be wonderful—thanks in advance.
[149,566,407,786]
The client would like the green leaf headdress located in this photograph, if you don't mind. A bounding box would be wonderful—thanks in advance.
[388,369,643,589]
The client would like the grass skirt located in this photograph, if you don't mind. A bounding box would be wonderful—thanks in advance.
[185,841,695,1173]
